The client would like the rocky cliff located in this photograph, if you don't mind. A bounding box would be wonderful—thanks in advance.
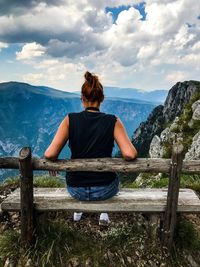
[149,97,200,160]
[131,81,200,157]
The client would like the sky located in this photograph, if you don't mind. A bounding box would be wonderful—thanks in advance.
[0,0,200,92]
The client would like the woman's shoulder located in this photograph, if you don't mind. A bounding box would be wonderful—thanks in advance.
[67,111,84,117]
[67,111,117,121]
[104,112,117,118]
[101,112,118,122]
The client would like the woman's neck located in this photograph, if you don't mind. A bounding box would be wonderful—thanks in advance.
[85,106,100,112]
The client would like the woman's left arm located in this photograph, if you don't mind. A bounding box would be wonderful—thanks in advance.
[44,115,69,161]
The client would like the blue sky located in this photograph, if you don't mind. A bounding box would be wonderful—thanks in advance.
[106,2,146,22]
[0,0,200,92]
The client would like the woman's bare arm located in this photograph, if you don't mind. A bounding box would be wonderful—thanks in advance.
[114,117,138,160]
[44,115,69,161]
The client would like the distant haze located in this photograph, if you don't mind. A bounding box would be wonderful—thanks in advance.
[74,87,168,103]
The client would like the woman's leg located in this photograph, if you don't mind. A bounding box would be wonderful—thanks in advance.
[66,176,119,223]
[89,177,119,225]
[67,186,89,221]
[88,176,119,201]
[66,175,119,201]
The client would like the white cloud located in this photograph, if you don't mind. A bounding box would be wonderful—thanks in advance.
[23,59,86,89]
[0,0,200,90]
[191,41,200,52]
[16,42,46,60]
[166,71,188,83]
[0,42,8,51]
[137,44,157,59]
[23,73,44,84]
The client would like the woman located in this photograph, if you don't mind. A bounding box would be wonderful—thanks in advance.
[44,71,137,223]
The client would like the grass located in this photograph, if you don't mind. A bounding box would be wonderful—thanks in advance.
[33,175,65,188]
[175,216,200,251]
[0,176,20,189]
[0,216,148,267]
[0,174,65,189]
[124,172,200,194]
[1,213,199,266]
[0,215,105,266]
[0,211,167,267]
[0,230,21,267]
[28,218,102,267]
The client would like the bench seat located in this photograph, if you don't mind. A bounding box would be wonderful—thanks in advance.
[1,188,200,213]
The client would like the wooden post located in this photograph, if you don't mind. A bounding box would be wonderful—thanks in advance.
[149,214,160,245]
[19,147,34,247]
[162,143,184,250]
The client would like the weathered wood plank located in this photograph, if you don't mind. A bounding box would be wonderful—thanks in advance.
[162,144,184,250]
[33,158,172,173]
[0,157,19,169]
[0,157,200,173]
[1,188,200,213]
[19,147,34,247]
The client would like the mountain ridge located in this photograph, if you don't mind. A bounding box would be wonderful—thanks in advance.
[131,80,200,157]
[0,81,164,104]
[74,87,168,103]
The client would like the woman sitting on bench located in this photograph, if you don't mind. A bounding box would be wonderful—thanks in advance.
[44,71,138,224]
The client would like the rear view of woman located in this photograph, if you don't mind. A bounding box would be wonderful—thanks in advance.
[44,71,137,223]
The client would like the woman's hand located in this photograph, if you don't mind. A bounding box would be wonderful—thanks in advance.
[48,170,59,177]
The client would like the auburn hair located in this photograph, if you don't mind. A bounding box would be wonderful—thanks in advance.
[81,71,104,103]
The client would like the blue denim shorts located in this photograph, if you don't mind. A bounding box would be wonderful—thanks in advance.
[67,175,119,201]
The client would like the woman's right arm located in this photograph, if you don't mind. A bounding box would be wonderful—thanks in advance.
[114,117,138,160]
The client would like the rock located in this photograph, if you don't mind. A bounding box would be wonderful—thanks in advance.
[85,258,92,267]
[169,116,179,131]
[160,127,175,143]
[185,253,199,267]
[25,259,33,267]
[163,81,200,123]
[4,258,10,267]
[149,126,183,159]
[188,119,194,128]
[185,131,200,160]
[192,99,200,120]
[148,259,157,267]
[11,213,19,221]
[68,257,81,267]
[126,256,132,264]
[104,250,115,262]
[1,221,9,232]
[3,258,15,267]
[120,257,125,265]
[132,105,164,157]
[149,135,163,158]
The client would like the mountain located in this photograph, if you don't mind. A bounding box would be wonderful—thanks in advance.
[131,81,200,157]
[74,87,168,103]
[0,81,157,181]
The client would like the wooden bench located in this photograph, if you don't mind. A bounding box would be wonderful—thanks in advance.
[0,145,200,252]
[2,188,200,213]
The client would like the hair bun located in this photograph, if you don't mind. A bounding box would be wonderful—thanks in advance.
[84,71,93,83]
[82,71,104,103]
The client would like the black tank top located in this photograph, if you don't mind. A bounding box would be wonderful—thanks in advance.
[66,110,117,186]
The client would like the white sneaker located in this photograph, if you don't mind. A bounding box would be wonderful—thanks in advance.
[99,213,110,226]
[73,212,83,221]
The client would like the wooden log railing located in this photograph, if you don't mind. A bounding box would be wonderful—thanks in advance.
[0,156,200,173]
[0,145,200,251]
